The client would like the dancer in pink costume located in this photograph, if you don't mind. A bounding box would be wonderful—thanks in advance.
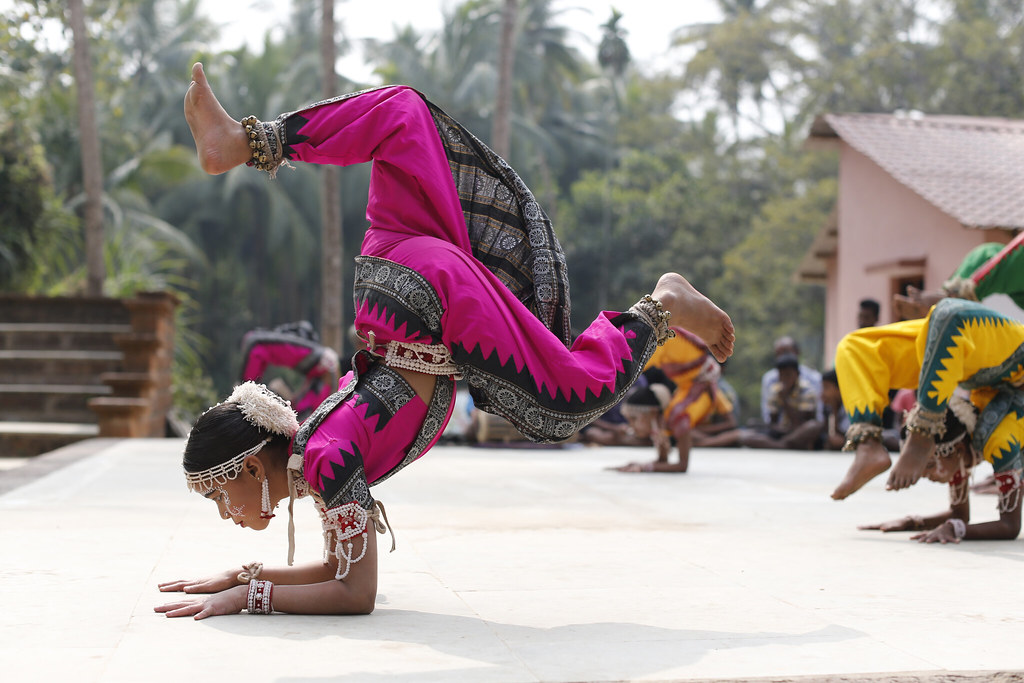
[239,321,339,420]
[156,64,734,619]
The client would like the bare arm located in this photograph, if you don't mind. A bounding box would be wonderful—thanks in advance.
[911,489,1022,543]
[860,483,970,533]
[155,531,378,618]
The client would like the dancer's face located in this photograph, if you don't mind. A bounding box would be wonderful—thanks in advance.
[922,444,968,484]
[626,411,659,440]
[201,468,271,531]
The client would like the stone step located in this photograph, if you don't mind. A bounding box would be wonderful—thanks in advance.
[0,323,133,352]
[0,349,123,384]
[0,421,99,458]
[0,384,111,423]
[0,294,130,325]
[88,397,151,438]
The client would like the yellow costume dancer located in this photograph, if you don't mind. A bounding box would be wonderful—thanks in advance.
[646,327,732,434]
[836,298,1024,499]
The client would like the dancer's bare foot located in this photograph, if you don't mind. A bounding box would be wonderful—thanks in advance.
[184,63,251,175]
[831,439,891,500]
[653,273,735,362]
[892,294,930,321]
[887,431,934,490]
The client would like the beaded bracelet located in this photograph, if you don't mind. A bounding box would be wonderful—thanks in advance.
[946,518,967,540]
[247,579,274,615]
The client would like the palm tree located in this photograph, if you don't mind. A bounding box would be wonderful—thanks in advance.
[68,0,105,295]
[671,0,801,138]
[492,0,519,158]
[320,0,344,354]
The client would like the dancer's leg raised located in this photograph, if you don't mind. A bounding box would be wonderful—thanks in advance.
[652,273,735,362]
[183,63,251,175]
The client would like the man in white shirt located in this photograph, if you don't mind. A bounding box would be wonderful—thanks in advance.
[760,336,822,424]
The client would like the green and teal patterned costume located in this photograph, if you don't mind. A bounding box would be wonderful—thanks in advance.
[835,298,1024,497]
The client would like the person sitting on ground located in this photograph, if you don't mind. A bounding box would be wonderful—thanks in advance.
[759,336,822,426]
[893,234,1024,321]
[858,395,1021,543]
[830,297,1024,503]
[698,353,821,450]
[239,320,339,421]
[155,63,734,619]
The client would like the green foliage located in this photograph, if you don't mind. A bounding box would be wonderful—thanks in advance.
[713,177,835,415]
[0,116,77,291]
[5,0,1024,423]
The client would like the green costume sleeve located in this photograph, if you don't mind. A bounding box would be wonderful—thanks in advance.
[946,239,1024,309]
[951,243,1003,280]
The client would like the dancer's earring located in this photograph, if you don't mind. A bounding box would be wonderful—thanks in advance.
[260,477,275,519]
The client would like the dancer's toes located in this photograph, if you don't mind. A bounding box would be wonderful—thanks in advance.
[831,441,891,500]
[885,433,932,491]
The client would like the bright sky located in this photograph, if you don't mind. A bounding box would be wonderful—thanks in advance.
[199,0,722,80]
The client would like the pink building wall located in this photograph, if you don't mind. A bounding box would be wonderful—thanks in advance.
[824,143,997,364]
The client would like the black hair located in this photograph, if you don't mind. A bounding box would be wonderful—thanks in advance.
[775,353,800,370]
[822,368,838,385]
[182,402,290,473]
[859,299,881,316]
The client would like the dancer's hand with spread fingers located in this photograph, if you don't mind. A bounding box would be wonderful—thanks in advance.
[155,586,248,620]
[911,520,963,544]
[158,568,244,594]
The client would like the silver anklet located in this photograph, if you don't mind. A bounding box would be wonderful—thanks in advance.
[631,294,675,346]
[905,404,946,438]
[841,423,882,452]
[241,115,285,176]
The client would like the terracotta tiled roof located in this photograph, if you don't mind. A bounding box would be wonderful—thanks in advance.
[809,112,1024,229]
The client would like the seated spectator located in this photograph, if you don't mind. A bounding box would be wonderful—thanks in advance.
[759,336,822,425]
[699,353,822,450]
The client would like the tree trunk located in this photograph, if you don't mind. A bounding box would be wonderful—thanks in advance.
[68,0,105,296]
[492,0,519,158]
[320,0,344,356]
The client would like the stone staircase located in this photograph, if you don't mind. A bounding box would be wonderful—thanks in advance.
[0,292,178,457]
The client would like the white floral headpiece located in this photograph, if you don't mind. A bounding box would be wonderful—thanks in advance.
[227,381,300,437]
[183,382,299,493]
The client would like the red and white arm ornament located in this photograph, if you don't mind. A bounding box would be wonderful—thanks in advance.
[320,502,371,580]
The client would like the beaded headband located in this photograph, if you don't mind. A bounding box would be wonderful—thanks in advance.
[185,438,270,494]
[183,382,300,494]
